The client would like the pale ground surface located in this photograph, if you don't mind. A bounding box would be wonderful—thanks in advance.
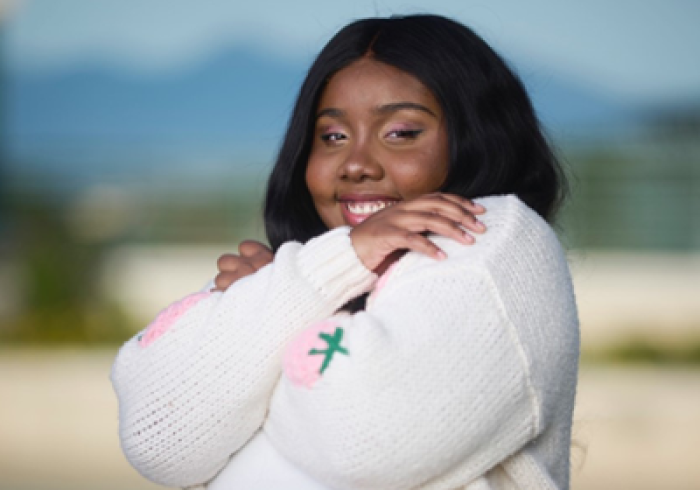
[1,348,699,490]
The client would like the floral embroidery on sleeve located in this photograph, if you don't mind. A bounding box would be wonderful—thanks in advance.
[284,320,349,388]
[138,292,211,347]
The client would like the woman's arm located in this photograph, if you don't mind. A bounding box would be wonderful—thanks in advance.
[111,228,376,487]
[266,255,536,489]
[112,193,483,487]
[264,196,579,489]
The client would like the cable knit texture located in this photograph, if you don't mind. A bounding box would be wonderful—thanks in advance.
[111,195,579,490]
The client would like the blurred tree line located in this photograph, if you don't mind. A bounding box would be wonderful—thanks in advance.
[1,187,128,343]
[0,175,265,345]
[561,112,700,251]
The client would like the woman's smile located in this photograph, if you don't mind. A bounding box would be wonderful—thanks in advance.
[305,58,449,230]
[338,195,399,226]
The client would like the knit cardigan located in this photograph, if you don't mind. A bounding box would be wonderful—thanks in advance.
[111,195,580,490]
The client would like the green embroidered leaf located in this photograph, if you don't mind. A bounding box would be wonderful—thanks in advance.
[309,327,349,374]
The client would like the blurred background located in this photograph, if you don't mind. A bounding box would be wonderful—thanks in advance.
[1,0,698,489]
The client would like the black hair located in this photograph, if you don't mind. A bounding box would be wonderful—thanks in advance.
[264,14,567,251]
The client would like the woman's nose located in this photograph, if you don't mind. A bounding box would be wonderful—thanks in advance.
[338,142,384,182]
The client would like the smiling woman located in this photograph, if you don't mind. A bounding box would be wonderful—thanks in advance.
[111,14,579,490]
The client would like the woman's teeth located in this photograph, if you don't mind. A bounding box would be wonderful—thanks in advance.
[346,201,396,215]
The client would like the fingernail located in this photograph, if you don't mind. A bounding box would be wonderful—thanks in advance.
[475,220,486,231]
[436,250,447,260]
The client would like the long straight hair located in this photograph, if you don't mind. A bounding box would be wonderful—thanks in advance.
[264,14,566,251]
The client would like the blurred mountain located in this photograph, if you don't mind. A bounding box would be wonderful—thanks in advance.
[5,46,640,186]
[7,47,306,154]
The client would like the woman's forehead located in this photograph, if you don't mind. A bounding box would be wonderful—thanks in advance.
[318,59,440,115]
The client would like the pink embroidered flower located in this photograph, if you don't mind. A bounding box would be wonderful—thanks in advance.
[139,292,211,347]
[284,320,343,388]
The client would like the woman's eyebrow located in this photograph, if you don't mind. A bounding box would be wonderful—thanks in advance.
[375,102,437,118]
[316,108,344,120]
[316,102,437,120]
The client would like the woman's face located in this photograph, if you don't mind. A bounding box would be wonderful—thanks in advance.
[306,58,449,229]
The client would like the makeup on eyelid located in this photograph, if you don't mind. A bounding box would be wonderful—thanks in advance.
[318,123,424,142]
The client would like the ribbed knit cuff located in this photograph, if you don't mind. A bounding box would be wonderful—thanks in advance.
[297,226,377,302]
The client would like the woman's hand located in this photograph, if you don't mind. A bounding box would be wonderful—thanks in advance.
[212,240,274,292]
[349,193,486,273]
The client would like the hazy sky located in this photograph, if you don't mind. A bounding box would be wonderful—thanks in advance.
[4,0,700,104]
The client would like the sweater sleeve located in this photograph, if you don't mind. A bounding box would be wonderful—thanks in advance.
[266,258,537,489]
[264,197,577,490]
[110,227,376,488]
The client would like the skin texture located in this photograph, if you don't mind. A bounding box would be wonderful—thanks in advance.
[214,58,485,289]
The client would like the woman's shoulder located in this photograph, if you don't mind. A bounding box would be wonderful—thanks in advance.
[445,194,573,297]
[370,194,576,323]
[387,193,577,325]
[405,194,568,276]
[368,195,579,434]
[470,194,561,256]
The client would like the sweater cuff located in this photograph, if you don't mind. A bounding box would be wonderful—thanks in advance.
[297,226,377,302]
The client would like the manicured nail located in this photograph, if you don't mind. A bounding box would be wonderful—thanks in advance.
[436,250,447,260]
[475,220,486,231]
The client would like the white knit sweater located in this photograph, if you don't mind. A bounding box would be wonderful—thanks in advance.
[111,195,579,490]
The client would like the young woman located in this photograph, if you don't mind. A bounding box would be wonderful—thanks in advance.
[112,14,579,490]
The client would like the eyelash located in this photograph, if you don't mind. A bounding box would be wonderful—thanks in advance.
[319,129,424,142]
[387,129,423,139]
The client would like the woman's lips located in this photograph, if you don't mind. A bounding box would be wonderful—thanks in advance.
[338,196,399,226]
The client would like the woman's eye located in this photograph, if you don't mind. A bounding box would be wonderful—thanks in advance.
[320,132,346,142]
[386,129,424,140]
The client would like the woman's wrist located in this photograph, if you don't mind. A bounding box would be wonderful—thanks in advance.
[297,226,377,301]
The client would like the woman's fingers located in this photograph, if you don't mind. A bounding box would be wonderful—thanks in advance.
[401,210,475,245]
[397,229,448,261]
[213,265,255,291]
[349,193,488,271]
[238,240,274,270]
[214,244,272,292]
[351,221,450,270]
[436,194,487,229]
[388,211,474,259]
[448,195,486,215]
[238,240,273,259]
[217,253,241,272]
[401,194,486,234]
[218,242,273,273]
